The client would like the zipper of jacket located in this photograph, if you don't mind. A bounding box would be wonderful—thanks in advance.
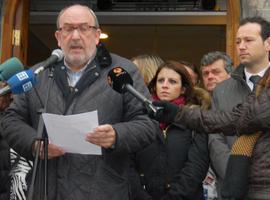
[162,125,171,138]
[163,124,172,191]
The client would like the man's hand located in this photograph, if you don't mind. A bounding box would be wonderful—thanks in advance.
[33,141,65,159]
[85,124,116,148]
[151,101,180,124]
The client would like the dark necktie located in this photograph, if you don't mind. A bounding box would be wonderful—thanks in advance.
[249,75,261,91]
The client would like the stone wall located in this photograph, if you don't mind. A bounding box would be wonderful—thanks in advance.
[241,0,270,20]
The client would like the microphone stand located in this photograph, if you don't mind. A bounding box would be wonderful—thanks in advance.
[27,67,55,200]
[124,84,163,115]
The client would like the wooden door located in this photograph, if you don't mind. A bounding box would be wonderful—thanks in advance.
[0,0,30,65]
[226,0,241,66]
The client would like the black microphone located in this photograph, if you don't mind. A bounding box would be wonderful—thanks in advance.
[34,49,64,75]
[107,66,162,114]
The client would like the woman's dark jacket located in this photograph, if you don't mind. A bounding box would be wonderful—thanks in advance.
[134,88,210,200]
[134,124,209,200]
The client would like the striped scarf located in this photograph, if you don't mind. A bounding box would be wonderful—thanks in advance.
[10,149,33,200]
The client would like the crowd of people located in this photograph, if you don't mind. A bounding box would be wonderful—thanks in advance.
[0,3,269,200]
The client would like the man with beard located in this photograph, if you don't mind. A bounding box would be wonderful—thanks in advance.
[1,4,158,200]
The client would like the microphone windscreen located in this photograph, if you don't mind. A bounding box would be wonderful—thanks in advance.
[7,69,36,94]
[107,67,133,93]
[0,57,24,81]
[51,49,64,61]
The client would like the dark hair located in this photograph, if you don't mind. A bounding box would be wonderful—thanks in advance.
[239,16,270,41]
[178,60,200,76]
[200,51,233,73]
[149,60,198,104]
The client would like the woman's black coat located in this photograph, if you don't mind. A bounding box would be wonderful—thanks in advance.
[134,122,209,200]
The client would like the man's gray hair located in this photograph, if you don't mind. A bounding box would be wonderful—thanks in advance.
[200,51,233,73]
[56,4,100,29]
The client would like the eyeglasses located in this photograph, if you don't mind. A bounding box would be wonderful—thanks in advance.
[58,24,97,36]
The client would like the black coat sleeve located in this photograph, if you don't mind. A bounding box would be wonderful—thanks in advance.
[1,94,37,160]
[237,88,270,134]
[174,93,257,136]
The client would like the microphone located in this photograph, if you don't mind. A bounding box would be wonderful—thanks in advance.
[0,57,24,81]
[107,66,162,114]
[34,49,64,75]
[0,69,36,96]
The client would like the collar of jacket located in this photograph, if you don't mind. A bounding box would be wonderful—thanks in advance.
[157,123,189,144]
[96,42,112,68]
[52,44,112,114]
[230,64,247,83]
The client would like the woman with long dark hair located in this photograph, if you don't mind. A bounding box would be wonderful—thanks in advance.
[134,60,210,200]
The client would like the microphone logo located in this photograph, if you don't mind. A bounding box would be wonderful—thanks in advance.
[16,71,30,81]
[107,66,163,115]
[22,81,34,92]
[107,66,133,93]
[7,69,36,95]
[17,71,33,92]
[107,67,124,86]
[113,67,124,75]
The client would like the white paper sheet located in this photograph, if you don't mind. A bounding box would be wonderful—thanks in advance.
[42,111,101,155]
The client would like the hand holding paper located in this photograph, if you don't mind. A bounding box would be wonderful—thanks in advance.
[42,111,102,155]
[33,141,65,159]
[85,124,116,148]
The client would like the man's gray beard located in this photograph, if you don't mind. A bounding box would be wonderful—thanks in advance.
[66,55,89,68]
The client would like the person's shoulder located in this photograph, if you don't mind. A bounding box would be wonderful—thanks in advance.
[213,77,238,94]
[110,53,133,65]
[192,87,211,109]
[31,61,45,70]
[110,53,128,61]
[214,64,245,93]
[110,53,138,73]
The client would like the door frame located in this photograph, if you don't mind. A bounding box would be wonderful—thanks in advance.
[1,0,29,64]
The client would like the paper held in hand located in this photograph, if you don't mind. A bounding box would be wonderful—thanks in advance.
[42,111,101,155]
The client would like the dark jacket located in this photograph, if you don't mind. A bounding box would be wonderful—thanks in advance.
[0,111,33,200]
[208,64,250,194]
[208,65,251,196]
[0,134,10,200]
[134,88,210,200]
[174,85,270,199]
[1,52,158,200]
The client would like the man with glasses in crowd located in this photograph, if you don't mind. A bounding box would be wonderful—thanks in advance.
[1,4,158,200]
